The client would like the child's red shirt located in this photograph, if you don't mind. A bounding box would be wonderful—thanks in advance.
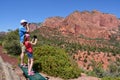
[24,41,33,53]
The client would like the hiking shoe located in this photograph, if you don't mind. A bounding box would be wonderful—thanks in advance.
[20,64,28,68]
[28,71,34,76]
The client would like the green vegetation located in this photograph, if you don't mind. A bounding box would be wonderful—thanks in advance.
[85,60,104,78]
[32,45,81,79]
[30,29,120,57]
[101,77,120,80]
[0,32,5,45]
[2,30,21,55]
[29,28,120,79]
[2,25,120,79]
[2,29,81,79]
[103,60,120,78]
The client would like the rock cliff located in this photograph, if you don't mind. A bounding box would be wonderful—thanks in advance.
[43,10,120,39]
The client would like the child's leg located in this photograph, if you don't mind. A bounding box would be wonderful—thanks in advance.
[28,58,34,75]
[27,52,34,75]
[28,58,30,70]
[29,58,34,73]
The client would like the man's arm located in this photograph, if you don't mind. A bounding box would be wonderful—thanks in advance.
[26,23,30,33]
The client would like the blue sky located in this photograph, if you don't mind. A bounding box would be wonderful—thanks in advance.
[0,0,120,32]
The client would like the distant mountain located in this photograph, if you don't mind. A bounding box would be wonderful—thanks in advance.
[0,31,6,36]
[42,10,120,39]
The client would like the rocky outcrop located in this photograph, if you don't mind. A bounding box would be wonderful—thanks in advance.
[42,10,120,39]
[43,16,64,28]
[0,56,20,80]
[29,23,38,32]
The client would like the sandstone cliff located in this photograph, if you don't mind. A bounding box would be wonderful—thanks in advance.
[42,10,120,39]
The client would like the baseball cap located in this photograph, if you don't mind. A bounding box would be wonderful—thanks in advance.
[20,19,27,23]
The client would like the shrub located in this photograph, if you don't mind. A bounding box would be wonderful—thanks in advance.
[2,40,20,55]
[102,77,120,80]
[104,62,120,77]
[86,71,97,77]
[89,60,105,78]
[0,33,5,46]
[2,30,20,55]
[0,41,2,46]
[33,45,81,79]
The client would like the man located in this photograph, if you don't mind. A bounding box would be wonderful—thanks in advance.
[19,19,30,66]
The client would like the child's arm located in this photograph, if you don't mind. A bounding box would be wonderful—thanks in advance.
[31,38,34,43]
[30,38,37,45]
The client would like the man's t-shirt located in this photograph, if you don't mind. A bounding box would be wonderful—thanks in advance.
[19,26,26,43]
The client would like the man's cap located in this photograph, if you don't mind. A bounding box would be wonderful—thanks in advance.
[20,19,27,23]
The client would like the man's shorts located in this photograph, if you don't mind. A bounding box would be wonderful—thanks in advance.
[26,51,33,59]
[20,42,26,53]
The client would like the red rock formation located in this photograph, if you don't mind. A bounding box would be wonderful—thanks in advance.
[43,16,64,28]
[42,10,120,39]
[29,23,38,32]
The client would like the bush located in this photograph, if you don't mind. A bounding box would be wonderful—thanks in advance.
[86,71,97,77]
[87,60,105,78]
[103,62,120,77]
[102,77,120,80]
[0,41,2,46]
[0,33,5,46]
[2,40,20,55]
[2,30,20,55]
[33,45,81,79]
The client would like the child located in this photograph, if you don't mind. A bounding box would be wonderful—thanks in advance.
[24,34,37,75]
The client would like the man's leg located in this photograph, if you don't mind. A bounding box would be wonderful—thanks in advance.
[20,43,25,65]
[20,52,24,65]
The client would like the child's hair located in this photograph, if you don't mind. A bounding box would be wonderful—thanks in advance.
[24,33,30,41]
[25,34,30,38]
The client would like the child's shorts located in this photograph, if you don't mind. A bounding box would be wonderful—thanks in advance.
[26,51,33,59]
